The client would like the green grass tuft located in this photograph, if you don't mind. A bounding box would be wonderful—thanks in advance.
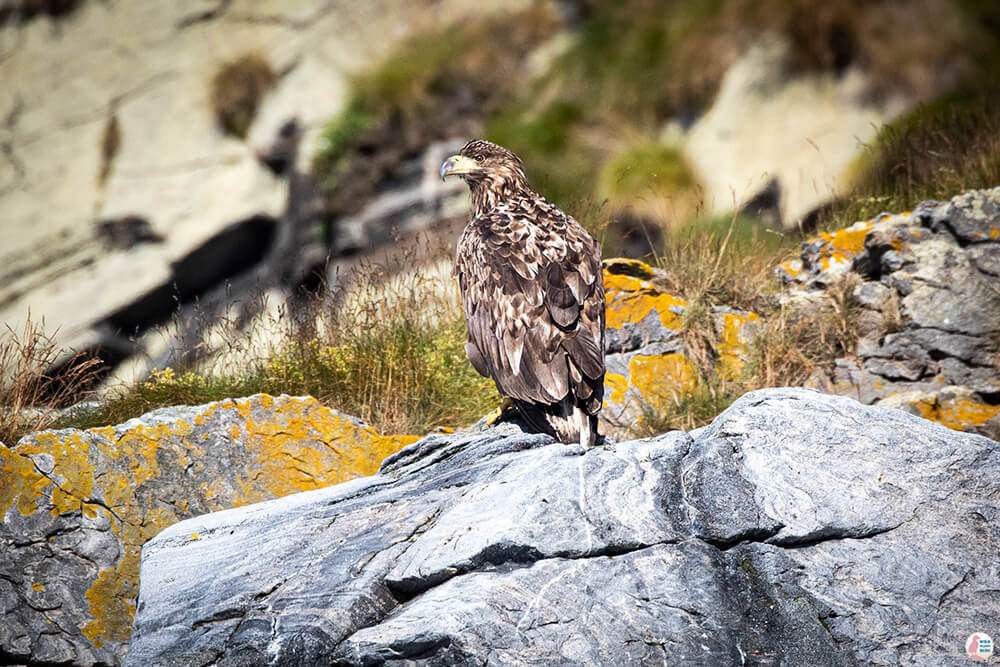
[599,143,695,203]
[210,53,275,139]
[834,92,1000,226]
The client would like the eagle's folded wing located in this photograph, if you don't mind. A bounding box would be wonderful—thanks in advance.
[455,213,605,412]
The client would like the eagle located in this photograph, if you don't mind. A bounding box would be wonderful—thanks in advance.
[441,139,605,446]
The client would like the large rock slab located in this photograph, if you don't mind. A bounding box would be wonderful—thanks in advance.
[126,388,1000,665]
[0,394,417,665]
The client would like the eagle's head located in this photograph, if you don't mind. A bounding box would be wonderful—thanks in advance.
[441,139,530,213]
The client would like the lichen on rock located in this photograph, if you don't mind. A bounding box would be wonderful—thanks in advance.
[0,394,417,665]
[787,187,1000,438]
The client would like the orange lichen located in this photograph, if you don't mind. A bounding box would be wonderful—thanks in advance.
[628,353,699,407]
[716,312,762,380]
[937,398,1000,431]
[778,259,803,278]
[604,372,630,405]
[604,266,686,330]
[1,394,419,650]
[908,395,1000,432]
[816,221,873,271]
[81,555,138,647]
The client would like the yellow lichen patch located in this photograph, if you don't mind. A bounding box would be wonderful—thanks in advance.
[3,394,421,651]
[628,354,699,410]
[716,312,762,380]
[937,398,1000,431]
[235,396,418,504]
[604,269,686,330]
[604,372,630,405]
[81,553,138,647]
[816,221,873,271]
[31,582,44,591]
[778,259,802,279]
[0,444,47,517]
[907,395,1000,432]
[990,228,999,239]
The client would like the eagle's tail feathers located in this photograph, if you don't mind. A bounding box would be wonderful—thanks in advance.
[512,396,600,446]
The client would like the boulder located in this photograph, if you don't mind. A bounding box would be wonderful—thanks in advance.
[780,187,1000,437]
[0,394,417,665]
[683,37,891,228]
[125,388,1000,665]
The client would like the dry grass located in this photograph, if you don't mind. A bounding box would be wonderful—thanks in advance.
[0,316,103,445]
[210,53,275,139]
[656,214,796,311]
[838,93,1000,224]
[627,214,862,436]
[62,248,497,437]
[749,278,861,388]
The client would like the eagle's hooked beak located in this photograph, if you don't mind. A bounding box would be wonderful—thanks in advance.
[440,155,481,181]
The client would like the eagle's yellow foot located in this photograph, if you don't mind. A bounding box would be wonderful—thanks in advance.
[485,399,516,426]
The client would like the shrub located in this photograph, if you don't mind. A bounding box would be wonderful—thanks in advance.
[210,53,275,139]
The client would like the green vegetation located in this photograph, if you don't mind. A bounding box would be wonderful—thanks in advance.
[596,142,700,233]
[600,144,694,201]
[60,266,496,438]
[313,100,374,193]
[838,93,1000,224]
[210,53,275,139]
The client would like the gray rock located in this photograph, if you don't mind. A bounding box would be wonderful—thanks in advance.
[782,188,1000,435]
[929,188,1000,245]
[126,388,1000,666]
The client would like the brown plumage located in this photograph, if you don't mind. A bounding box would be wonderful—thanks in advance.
[441,139,605,446]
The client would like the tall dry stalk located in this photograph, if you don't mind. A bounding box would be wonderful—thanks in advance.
[0,315,103,444]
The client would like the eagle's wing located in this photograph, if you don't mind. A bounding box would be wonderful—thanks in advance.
[454,208,605,414]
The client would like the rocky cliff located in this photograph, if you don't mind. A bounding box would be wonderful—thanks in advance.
[781,187,1000,436]
[0,0,524,382]
[122,388,1000,665]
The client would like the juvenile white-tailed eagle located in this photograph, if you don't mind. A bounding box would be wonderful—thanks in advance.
[441,139,605,446]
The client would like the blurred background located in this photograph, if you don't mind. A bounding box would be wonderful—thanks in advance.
[1,0,998,438]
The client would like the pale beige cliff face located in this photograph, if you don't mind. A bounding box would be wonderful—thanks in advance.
[682,37,904,228]
[0,0,531,350]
